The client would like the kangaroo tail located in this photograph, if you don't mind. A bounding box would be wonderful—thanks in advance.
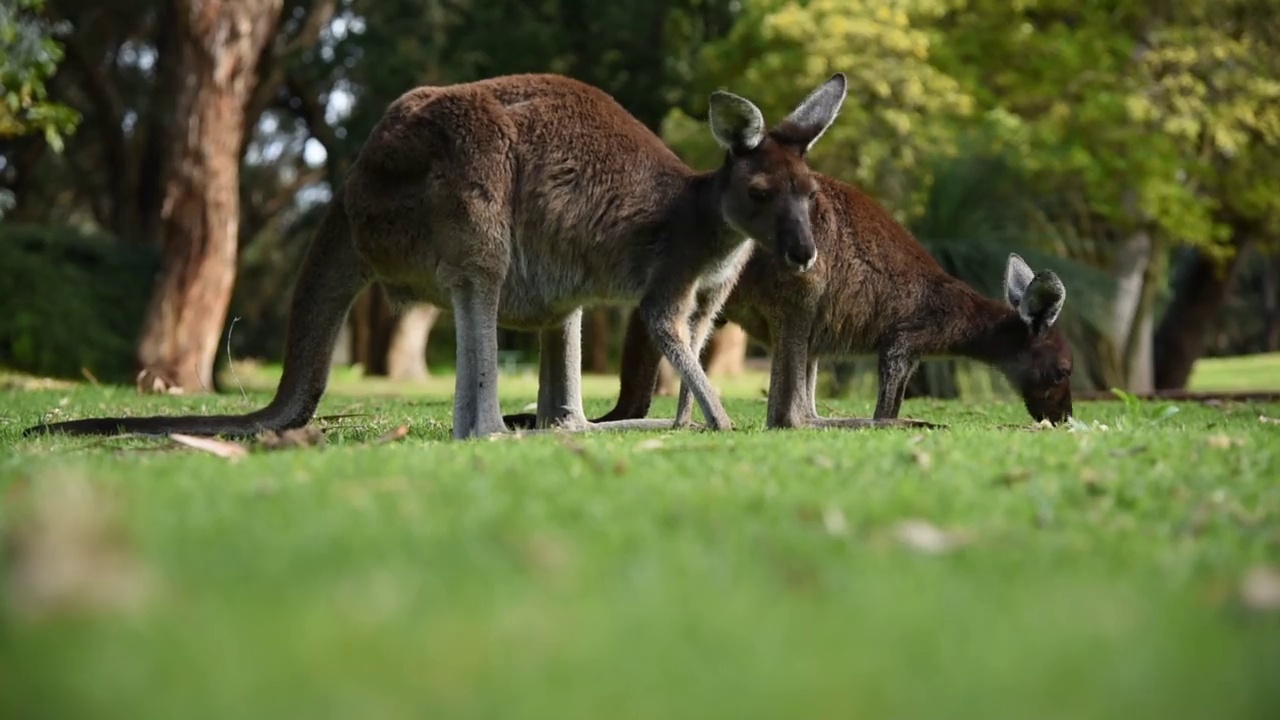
[23,196,370,438]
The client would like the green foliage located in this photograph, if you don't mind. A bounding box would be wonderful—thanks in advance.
[0,224,157,383]
[934,0,1280,253]
[4,385,1280,718]
[661,0,974,220]
[0,0,79,153]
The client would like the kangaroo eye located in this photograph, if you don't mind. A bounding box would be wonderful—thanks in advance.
[748,187,771,203]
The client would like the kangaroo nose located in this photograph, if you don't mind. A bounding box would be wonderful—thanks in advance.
[785,243,816,271]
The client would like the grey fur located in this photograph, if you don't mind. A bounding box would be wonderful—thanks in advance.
[782,74,848,153]
[709,91,766,151]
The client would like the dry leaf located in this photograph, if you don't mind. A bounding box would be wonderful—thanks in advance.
[812,455,835,470]
[1240,566,1280,611]
[1205,434,1245,449]
[375,425,410,445]
[892,519,970,554]
[635,438,666,451]
[822,506,849,536]
[1259,415,1280,425]
[169,433,248,460]
[3,473,157,622]
[257,427,326,451]
[911,449,933,471]
[996,468,1031,487]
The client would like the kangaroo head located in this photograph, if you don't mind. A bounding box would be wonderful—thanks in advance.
[707,73,847,273]
[1002,253,1074,424]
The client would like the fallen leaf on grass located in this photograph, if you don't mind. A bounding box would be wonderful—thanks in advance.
[822,506,849,537]
[635,438,666,452]
[169,433,248,461]
[1080,468,1105,495]
[995,468,1031,487]
[911,449,932,471]
[812,454,835,470]
[375,425,410,444]
[1258,415,1280,425]
[1240,566,1280,611]
[1205,434,1245,449]
[3,473,158,622]
[892,519,971,554]
[257,427,326,451]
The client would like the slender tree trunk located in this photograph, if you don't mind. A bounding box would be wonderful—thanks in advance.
[705,323,748,377]
[1154,241,1250,389]
[1111,231,1155,392]
[1264,255,1280,353]
[583,308,612,373]
[350,284,396,376]
[135,0,283,392]
[387,304,442,380]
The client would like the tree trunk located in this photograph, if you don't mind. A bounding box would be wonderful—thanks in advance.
[705,323,748,377]
[1264,255,1280,353]
[583,308,612,373]
[135,0,283,392]
[349,284,396,376]
[1154,241,1250,390]
[386,304,442,380]
[1111,231,1155,393]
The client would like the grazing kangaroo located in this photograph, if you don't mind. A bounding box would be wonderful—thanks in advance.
[24,73,849,440]
[506,173,1074,431]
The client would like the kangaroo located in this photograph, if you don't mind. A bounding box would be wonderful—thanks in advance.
[24,73,849,440]
[506,172,1074,431]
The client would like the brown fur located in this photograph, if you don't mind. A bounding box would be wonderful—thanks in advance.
[508,172,1074,431]
[25,73,849,439]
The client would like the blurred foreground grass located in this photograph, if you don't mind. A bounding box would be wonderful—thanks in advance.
[1,360,1279,720]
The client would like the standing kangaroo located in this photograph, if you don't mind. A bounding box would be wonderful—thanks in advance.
[24,73,849,440]
[506,173,1074,431]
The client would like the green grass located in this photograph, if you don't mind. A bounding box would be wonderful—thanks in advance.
[2,367,1280,720]
[1190,352,1280,392]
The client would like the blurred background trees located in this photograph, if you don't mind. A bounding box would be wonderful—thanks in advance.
[2,0,1278,398]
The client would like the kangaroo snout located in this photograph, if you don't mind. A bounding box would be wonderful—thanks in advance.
[784,242,816,272]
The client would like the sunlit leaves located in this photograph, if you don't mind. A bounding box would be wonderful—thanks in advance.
[0,0,79,148]
[660,0,975,221]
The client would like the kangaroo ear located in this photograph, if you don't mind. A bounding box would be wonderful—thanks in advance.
[1004,253,1035,308]
[709,90,766,152]
[780,73,848,153]
[1005,253,1066,332]
[1023,272,1066,330]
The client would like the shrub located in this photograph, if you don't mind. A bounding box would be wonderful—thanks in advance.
[0,224,157,383]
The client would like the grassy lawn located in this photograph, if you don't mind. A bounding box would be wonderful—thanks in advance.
[1190,352,1280,392]
[2,365,1280,720]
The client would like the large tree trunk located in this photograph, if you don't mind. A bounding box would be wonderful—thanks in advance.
[1111,231,1156,393]
[386,304,442,380]
[134,0,283,392]
[1154,241,1250,390]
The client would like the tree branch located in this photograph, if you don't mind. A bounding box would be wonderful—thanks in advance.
[243,0,337,155]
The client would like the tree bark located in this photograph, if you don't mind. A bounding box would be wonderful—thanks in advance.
[1154,241,1251,390]
[582,308,613,373]
[1264,255,1280,353]
[349,283,396,376]
[135,0,283,392]
[705,323,748,377]
[1111,231,1155,393]
[387,304,442,380]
